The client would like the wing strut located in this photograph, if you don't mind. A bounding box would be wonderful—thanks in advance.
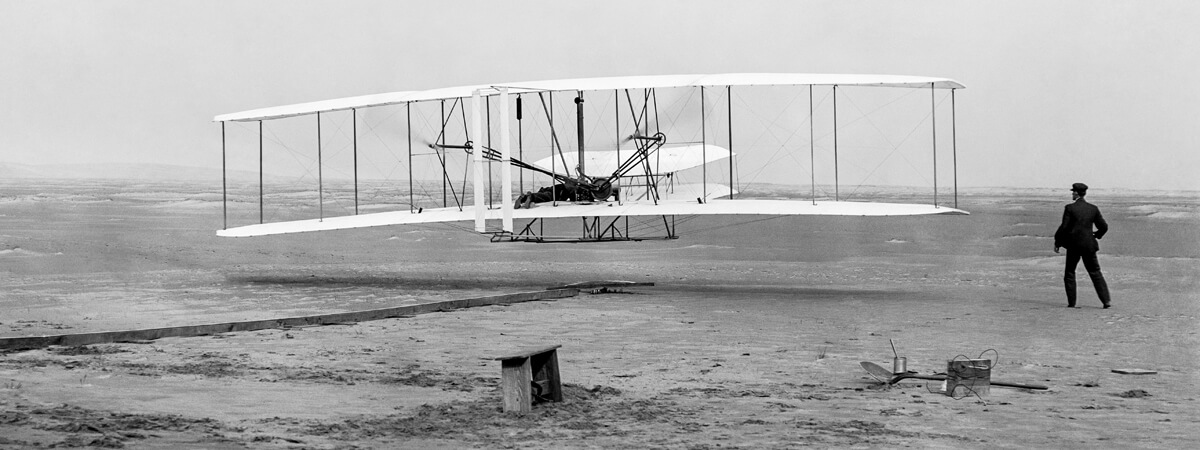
[833,85,839,201]
[221,121,227,230]
[952,88,958,209]
[500,88,513,233]
[465,88,515,234]
[701,86,707,200]
[258,120,264,224]
[353,108,359,214]
[809,85,815,206]
[472,90,485,232]
[317,111,324,221]
[727,85,735,200]
[518,95,524,194]
[486,96,492,209]
[407,102,414,213]
[931,82,938,208]
[614,89,621,205]
[575,92,585,183]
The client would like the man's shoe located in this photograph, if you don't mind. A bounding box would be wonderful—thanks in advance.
[1103,304,1111,309]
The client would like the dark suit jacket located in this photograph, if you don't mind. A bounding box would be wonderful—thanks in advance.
[1054,198,1108,252]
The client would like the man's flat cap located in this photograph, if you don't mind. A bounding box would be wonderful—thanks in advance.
[1071,182,1088,193]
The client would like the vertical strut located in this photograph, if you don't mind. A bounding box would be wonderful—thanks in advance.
[221,121,227,230]
[952,88,958,209]
[500,88,513,233]
[258,120,263,224]
[575,91,585,183]
[615,89,620,204]
[931,82,938,208]
[518,95,524,194]
[486,96,492,209]
[701,86,707,201]
[407,102,414,213]
[728,85,733,200]
[472,90,485,233]
[352,108,358,215]
[549,91,556,206]
[652,89,660,177]
[317,111,323,221]
[440,100,447,208]
[809,85,815,206]
[833,85,839,201]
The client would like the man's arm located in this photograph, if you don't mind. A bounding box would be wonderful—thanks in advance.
[1093,208,1108,240]
[1054,206,1071,252]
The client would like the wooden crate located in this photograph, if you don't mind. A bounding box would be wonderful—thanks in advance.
[494,345,563,413]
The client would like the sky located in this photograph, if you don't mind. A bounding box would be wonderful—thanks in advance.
[1,0,1197,191]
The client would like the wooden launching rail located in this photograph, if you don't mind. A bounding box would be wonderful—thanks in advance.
[0,289,578,351]
[546,280,655,291]
[492,344,563,414]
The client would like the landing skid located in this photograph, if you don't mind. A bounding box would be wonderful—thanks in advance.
[490,215,679,243]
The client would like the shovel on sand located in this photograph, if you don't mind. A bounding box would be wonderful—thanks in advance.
[860,361,1048,390]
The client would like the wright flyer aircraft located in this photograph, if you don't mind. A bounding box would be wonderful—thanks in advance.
[214,73,967,242]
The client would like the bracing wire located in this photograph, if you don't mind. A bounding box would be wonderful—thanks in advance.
[730,88,819,192]
[840,89,951,200]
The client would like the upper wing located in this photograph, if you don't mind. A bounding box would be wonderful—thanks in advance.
[217,199,967,237]
[214,91,415,122]
[214,73,964,122]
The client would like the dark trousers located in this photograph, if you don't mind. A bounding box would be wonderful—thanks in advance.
[1064,248,1111,307]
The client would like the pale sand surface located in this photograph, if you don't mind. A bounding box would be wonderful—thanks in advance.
[1,180,1198,448]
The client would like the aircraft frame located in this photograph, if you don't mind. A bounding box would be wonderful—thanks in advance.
[214,73,968,242]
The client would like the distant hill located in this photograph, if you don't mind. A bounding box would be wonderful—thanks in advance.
[0,162,275,183]
[0,162,443,185]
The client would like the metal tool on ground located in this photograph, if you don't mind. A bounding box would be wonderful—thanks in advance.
[860,361,1048,390]
[946,358,992,396]
[889,339,906,374]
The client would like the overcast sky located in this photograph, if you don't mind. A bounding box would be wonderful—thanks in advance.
[1,0,1197,191]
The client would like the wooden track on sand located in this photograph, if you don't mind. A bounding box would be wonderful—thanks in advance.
[0,289,579,351]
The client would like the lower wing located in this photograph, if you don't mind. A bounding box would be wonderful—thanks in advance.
[217,199,967,238]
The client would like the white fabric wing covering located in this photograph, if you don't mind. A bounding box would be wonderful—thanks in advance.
[215,73,964,122]
[217,200,967,237]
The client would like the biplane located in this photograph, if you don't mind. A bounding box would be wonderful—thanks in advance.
[214,73,967,242]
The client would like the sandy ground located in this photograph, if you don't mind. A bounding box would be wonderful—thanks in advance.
[1,180,1198,448]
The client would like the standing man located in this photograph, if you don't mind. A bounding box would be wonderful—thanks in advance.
[1054,183,1112,308]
